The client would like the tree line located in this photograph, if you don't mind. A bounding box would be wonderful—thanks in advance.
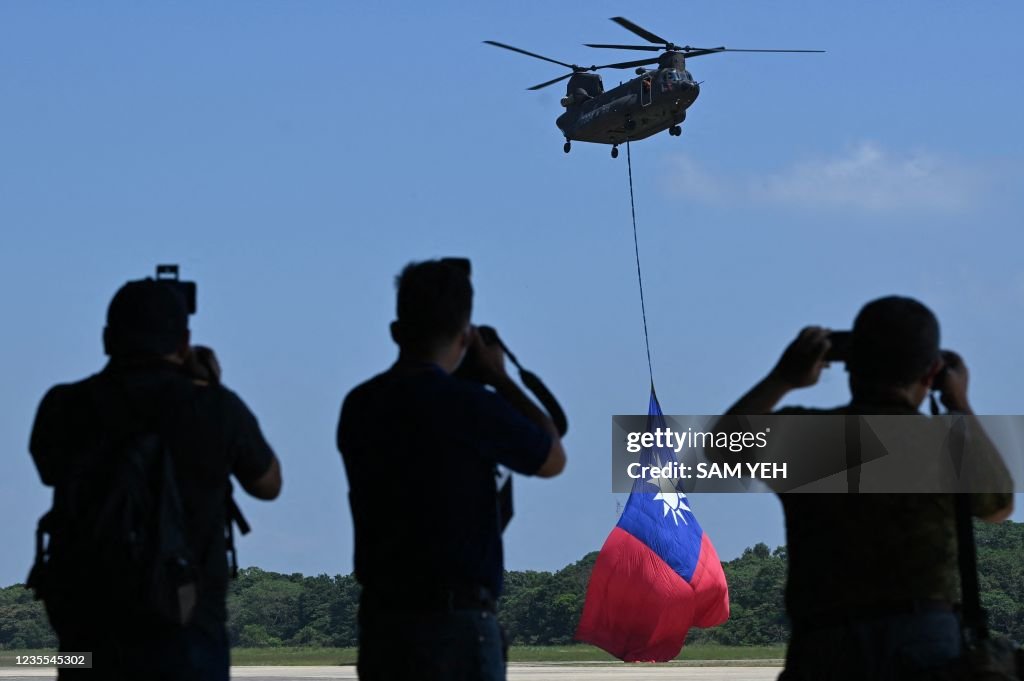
[3,520,1022,649]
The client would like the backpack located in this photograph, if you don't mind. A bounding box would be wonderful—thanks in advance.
[27,375,248,626]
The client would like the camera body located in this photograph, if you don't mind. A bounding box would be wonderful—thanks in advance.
[825,330,949,392]
[824,331,852,363]
[156,264,197,315]
[439,257,471,278]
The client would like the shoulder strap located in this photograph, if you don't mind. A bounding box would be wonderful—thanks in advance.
[93,369,254,578]
[86,371,161,442]
[86,374,133,442]
[47,374,142,490]
[932,397,990,641]
[844,414,862,493]
[950,411,988,640]
[955,493,988,640]
[225,487,250,578]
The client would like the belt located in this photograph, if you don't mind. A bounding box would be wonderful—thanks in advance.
[361,584,497,614]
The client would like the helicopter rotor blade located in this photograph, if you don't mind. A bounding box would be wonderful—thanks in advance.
[584,43,662,52]
[683,47,825,58]
[598,57,662,70]
[678,48,727,58]
[585,42,731,55]
[713,48,826,53]
[527,73,574,91]
[483,40,578,70]
[610,17,671,46]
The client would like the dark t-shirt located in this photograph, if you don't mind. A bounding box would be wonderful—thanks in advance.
[775,404,1012,622]
[29,359,276,631]
[337,363,552,597]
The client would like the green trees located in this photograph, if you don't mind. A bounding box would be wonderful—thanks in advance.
[3,520,1022,649]
[499,554,595,645]
[0,585,54,650]
[687,541,788,645]
[226,568,361,647]
[975,521,1024,641]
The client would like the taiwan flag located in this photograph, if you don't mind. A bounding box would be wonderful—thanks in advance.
[576,387,730,662]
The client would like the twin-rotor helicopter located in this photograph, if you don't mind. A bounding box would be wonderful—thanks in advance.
[486,17,823,157]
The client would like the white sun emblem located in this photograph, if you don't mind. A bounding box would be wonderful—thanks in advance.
[653,492,691,526]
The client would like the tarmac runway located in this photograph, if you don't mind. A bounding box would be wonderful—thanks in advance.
[0,664,784,680]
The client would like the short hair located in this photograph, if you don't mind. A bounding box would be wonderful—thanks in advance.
[104,279,189,357]
[850,296,940,386]
[394,260,473,349]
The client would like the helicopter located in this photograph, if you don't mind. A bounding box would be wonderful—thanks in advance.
[486,17,823,157]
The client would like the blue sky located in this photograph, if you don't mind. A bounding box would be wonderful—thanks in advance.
[2,1,1023,587]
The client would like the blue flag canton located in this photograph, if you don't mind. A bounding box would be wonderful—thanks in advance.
[616,389,705,582]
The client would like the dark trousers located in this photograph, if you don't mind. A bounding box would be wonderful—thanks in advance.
[47,601,229,681]
[357,598,505,681]
[781,610,962,681]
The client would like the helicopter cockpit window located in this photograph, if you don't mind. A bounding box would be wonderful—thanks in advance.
[571,73,603,99]
[664,69,695,86]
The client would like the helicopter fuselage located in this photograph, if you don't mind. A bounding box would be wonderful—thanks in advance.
[557,59,699,146]
[486,18,821,155]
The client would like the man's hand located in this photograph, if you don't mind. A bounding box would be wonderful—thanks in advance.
[457,326,509,386]
[936,350,971,413]
[184,345,222,385]
[769,326,832,389]
[724,326,831,416]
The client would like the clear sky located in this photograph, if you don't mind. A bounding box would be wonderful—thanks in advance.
[2,1,1023,587]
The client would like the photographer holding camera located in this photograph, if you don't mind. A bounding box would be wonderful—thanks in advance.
[28,269,282,680]
[337,259,566,681]
[722,295,1013,681]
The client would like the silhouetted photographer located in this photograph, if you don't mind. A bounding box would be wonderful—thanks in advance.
[28,266,282,681]
[337,258,566,681]
[721,296,1013,681]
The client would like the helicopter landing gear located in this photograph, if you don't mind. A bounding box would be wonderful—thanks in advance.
[611,145,619,159]
[669,125,682,136]
[563,141,571,153]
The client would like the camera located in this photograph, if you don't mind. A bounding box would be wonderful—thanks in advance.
[824,331,852,363]
[156,264,197,315]
[825,330,950,392]
[439,257,471,278]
